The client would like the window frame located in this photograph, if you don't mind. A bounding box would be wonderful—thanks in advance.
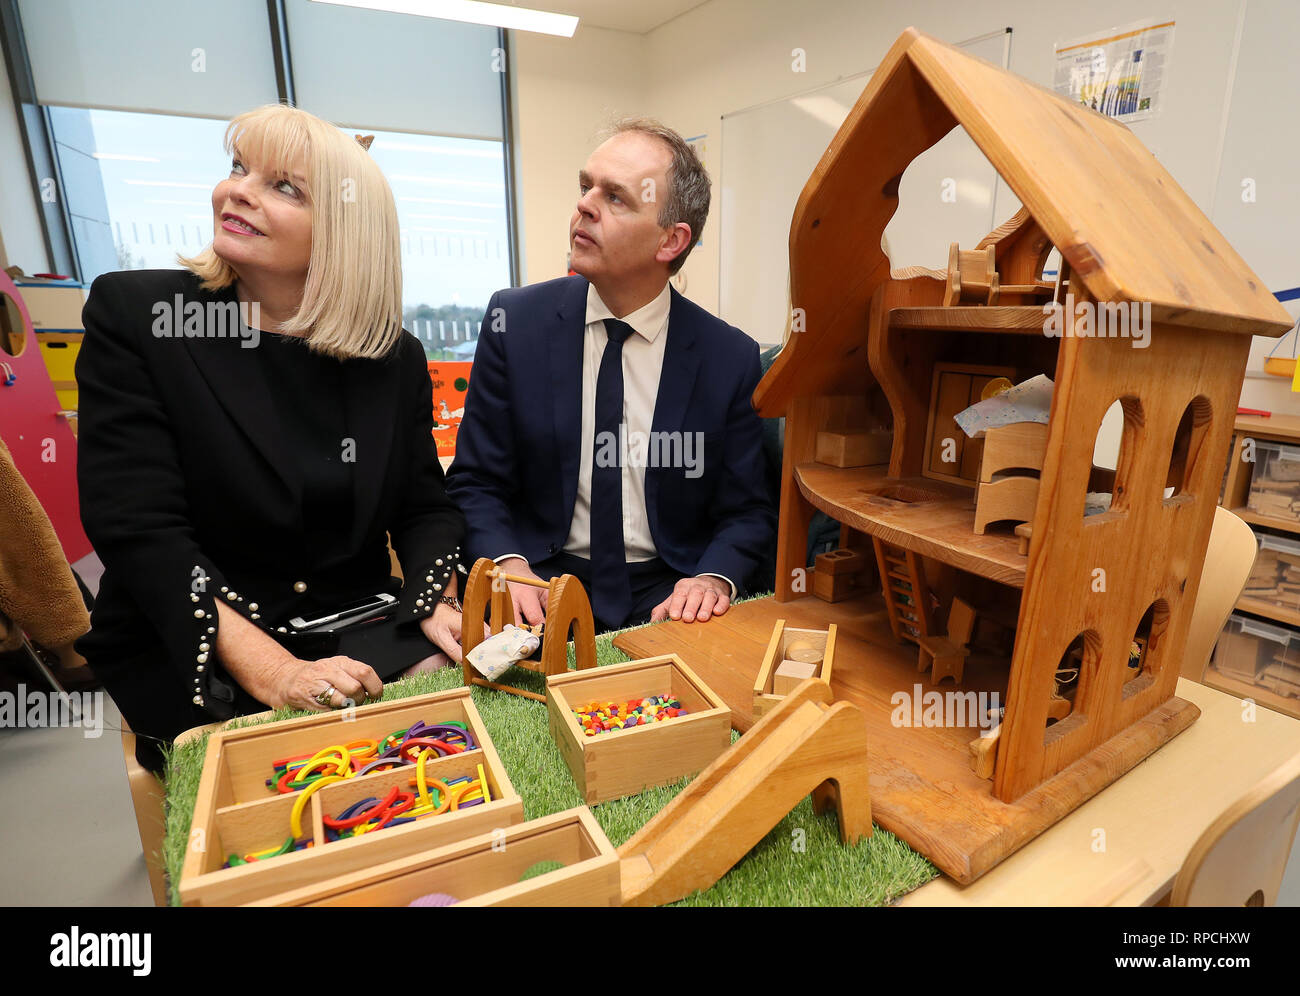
[0,0,521,288]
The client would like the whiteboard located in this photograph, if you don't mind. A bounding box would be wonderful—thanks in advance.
[719,29,1012,347]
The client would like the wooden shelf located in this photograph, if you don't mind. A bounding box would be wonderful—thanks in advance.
[1203,666,1300,721]
[1235,413,1300,445]
[1227,506,1300,537]
[1234,595,1300,629]
[888,305,1048,334]
[794,462,1027,587]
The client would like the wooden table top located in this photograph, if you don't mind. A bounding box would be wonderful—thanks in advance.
[897,676,1300,905]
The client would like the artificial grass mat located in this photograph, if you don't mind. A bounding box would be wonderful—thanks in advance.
[162,619,938,906]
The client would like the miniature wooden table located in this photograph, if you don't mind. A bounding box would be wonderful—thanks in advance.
[896,675,1300,905]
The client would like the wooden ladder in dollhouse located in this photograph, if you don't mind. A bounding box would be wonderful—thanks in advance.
[870,539,933,643]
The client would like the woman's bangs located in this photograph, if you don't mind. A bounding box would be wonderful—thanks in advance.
[223,110,315,200]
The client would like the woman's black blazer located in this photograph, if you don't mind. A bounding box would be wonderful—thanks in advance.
[74,269,465,745]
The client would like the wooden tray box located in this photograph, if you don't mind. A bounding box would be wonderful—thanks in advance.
[546,655,731,805]
[179,688,524,906]
[254,807,619,906]
[753,621,837,718]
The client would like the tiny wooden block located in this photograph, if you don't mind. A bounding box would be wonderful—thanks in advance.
[980,422,1049,481]
[784,641,824,665]
[815,429,892,468]
[968,723,1001,780]
[1015,523,1033,555]
[815,548,867,576]
[813,569,859,602]
[774,659,819,695]
[753,621,837,717]
[974,476,1039,534]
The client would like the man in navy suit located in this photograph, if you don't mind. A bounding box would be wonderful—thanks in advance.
[446,119,774,632]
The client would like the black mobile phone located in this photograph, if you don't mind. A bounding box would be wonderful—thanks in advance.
[288,593,397,633]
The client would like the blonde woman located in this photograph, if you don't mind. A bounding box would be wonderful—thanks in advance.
[75,105,467,772]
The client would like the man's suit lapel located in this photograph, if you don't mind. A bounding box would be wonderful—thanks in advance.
[549,277,589,528]
[647,287,702,526]
[651,287,702,437]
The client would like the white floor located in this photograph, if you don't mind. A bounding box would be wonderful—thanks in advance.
[0,694,155,905]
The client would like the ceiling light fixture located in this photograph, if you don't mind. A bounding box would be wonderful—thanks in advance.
[310,0,578,38]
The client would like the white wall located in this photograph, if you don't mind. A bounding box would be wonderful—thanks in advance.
[629,0,1296,412]
[512,24,646,285]
[642,1,1236,309]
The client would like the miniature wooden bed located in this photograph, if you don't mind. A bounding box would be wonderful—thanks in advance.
[617,27,1293,884]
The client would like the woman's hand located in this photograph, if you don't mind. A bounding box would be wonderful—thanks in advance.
[419,601,467,663]
[270,655,384,712]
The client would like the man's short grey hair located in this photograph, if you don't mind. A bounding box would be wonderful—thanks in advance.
[606,117,710,275]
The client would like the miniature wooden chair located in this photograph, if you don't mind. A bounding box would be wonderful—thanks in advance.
[942,242,1000,306]
[460,557,596,703]
[916,597,976,685]
[1182,507,1258,680]
[1170,751,1300,906]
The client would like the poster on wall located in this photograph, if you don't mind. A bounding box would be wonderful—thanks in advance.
[427,361,470,459]
[1052,19,1175,123]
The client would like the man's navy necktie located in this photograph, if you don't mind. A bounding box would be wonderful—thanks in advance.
[590,318,634,627]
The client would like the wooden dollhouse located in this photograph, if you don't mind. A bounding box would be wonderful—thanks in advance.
[745,29,1292,879]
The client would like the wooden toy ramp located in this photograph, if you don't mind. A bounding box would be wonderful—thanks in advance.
[617,680,873,907]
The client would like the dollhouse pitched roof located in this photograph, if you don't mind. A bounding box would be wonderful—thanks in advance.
[755,27,1292,416]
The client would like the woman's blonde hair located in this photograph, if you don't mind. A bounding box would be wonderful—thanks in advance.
[179,103,403,359]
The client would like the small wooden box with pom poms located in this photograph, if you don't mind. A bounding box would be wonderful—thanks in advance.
[546,655,731,805]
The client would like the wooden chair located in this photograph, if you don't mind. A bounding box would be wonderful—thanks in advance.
[917,597,976,685]
[121,722,169,906]
[1182,506,1259,679]
[1170,751,1300,906]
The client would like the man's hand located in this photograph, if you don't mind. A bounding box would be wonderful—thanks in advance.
[496,556,549,627]
[651,575,731,624]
